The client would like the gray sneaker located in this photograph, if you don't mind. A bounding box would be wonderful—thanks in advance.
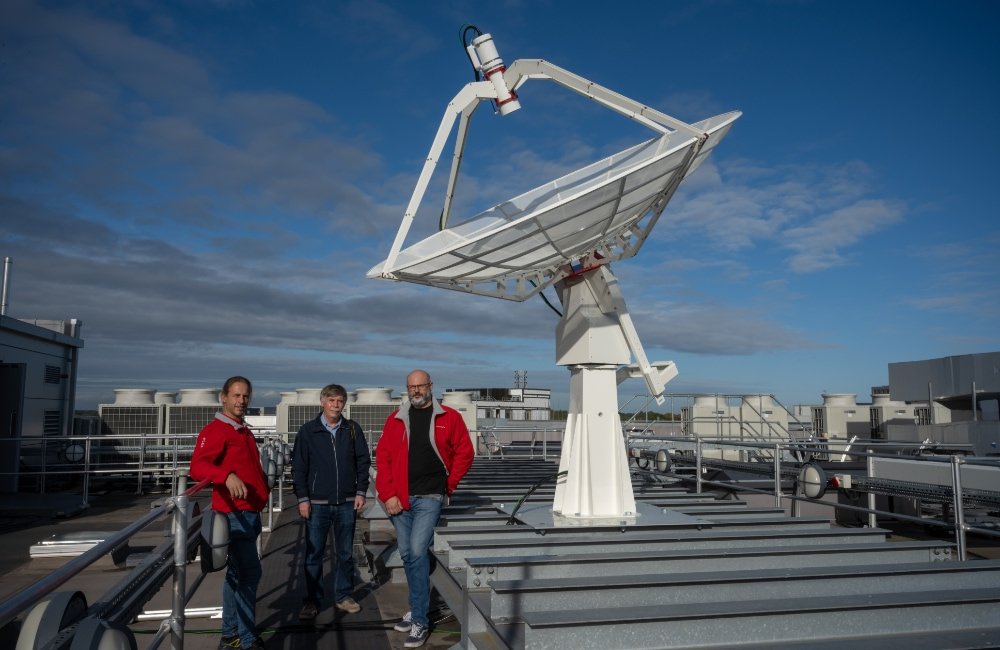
[404,622,429,648]
[393,611,413,632]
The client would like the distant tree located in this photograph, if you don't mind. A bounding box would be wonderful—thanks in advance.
[549,410,680,422]
[621,411,680,421]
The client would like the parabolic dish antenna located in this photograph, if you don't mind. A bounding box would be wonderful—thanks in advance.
[368,111,738,301]
[369,29,741,523]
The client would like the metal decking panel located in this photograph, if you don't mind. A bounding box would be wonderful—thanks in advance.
[732,627,1000,650]
[444,527,888,570]
[518,588,1000,649]
[456,540,954,587]
[486,560,1000,619]
[430,456,1000,650]
[432,515,834,553]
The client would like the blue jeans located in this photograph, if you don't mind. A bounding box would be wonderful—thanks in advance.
[303,501,357,604]
[391,495,444,627]
[221,511,262,646]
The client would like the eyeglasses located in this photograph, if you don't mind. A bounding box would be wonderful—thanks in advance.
[406,383,431,391]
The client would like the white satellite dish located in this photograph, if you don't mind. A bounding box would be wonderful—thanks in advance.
[369,29,740,523]
[368,111,738,300]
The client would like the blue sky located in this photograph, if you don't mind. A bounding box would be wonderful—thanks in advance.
[2,0,998,411]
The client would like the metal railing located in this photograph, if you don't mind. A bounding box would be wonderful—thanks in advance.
[473,426,562,460]
[1,431,283,504]
[628,433,1000,561]
[0,477,210,649]
[0,423,545,647]
[620,392,812,446]
[0,455,291,650]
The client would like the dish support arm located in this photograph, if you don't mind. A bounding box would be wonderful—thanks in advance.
[381,55,705,276]
[552,264,677,518]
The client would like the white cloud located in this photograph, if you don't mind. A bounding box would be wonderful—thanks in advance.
[783,199,904,272]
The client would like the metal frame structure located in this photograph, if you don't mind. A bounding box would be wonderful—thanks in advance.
[427,453,1000,649]
[1,435,289,649]
[370,56,739,301]
[369,33,740,519]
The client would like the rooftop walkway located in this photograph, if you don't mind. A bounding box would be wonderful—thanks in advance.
[3,455,1000,649]
[0,489,458,649]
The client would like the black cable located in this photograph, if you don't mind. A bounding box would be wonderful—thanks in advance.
[538,289,563,317]
[506,470,568,525]
[459,24,483,81]
[528,278,563,317]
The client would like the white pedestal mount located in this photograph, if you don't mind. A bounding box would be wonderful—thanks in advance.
[551,264,678,521]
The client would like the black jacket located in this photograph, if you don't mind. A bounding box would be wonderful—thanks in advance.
[292,414,371,505]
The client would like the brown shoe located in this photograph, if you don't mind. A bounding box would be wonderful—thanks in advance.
[335,597,361,614]
[299,601,319,620]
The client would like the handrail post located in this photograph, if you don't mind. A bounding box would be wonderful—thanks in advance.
[40,437,47,494]
[773,442,782,509]
[138,433,146,495]
[268,469,274,533]
[82,436,92,508]
[278,463,284,513]
[542,428,548,461]
[866,450,877,528]
[172,435,180,496]
[950,454,968,561]
[169,476,189,650]
[695,438,703,494]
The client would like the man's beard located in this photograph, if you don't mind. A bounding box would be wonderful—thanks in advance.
[410,392,433,408]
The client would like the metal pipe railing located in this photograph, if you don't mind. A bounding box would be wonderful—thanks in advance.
[0,478,210,631]
[951,454,968,560]
[626,433,1000,549]
[167,475,192,649]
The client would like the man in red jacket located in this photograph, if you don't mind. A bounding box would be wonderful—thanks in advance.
[190,376,268,650]
[375,369,474,648]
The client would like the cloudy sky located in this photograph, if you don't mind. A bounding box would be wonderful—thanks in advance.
[2,0,998,411]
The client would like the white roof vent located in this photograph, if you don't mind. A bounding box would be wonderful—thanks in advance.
[113,389,155,405]
[353,388,394,404]
[177,388,219,406]
[296,388,322,404]
[442,391,474,407]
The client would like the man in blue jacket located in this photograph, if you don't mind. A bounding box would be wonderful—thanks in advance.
[292,383,371,620]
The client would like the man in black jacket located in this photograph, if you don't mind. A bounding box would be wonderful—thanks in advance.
[292,383,371,620]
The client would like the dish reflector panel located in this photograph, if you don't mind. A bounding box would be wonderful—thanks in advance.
[368,111,740,301]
